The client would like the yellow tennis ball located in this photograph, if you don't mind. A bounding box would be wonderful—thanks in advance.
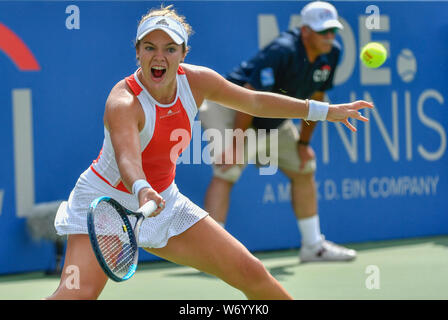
[360,42,387,68]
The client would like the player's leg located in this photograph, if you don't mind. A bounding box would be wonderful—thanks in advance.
[145,216,293,300]
[46,234,108,300]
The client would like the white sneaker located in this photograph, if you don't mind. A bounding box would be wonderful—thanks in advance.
[300,236,357,262]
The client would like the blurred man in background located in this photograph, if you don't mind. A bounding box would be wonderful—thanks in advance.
[199,1,356,262]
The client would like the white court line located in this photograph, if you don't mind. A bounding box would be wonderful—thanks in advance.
[12,89,35,218]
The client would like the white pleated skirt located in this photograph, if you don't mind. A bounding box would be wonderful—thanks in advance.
[54,168,208,248]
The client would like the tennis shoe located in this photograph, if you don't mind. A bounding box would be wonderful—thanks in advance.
[299,235,356,262]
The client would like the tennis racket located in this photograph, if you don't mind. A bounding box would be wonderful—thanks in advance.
[87,196,158,282]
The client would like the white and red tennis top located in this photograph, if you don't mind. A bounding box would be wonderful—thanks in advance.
[90,66,197,193]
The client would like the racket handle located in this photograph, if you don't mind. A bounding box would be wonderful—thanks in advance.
[138,200,158,218]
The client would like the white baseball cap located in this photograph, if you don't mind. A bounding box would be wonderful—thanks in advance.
[300,1,343,32]
[136,16,188,46]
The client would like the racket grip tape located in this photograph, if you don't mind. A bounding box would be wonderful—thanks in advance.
[138,200,158,218]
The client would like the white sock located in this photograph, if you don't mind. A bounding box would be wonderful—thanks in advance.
[298,215,322,247]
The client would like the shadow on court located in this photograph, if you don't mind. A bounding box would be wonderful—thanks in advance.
[344,234,448,252]
[159,262,301,281]
[0,234,446,284]
[136,234,448,281]
[0,271,60,284]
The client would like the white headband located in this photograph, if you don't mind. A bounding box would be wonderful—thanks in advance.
[136,16,188,46]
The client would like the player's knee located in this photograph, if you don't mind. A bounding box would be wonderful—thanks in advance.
[238,256,271,289]
[69,285,102,300]
[75,283,104,300]
[65,271,105,299]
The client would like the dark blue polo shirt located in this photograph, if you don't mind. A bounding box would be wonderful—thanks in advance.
[227,28,341,130]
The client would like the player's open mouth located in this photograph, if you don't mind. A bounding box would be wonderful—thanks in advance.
[151,66,166,79]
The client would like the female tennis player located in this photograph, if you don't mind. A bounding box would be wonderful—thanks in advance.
[48,5,372,300]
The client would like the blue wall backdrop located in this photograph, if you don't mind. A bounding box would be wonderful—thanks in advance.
[0,1,447,274]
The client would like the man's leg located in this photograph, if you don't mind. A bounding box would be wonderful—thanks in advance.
[199,100,248,227]
[276,121,356,262]
[204,176,233,226]
[282,169,322,245]
[281,168,356,262]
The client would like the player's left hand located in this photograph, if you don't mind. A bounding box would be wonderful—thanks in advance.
[326,100,374,132]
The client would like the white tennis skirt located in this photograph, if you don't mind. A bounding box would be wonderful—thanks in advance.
[54,168,208,248]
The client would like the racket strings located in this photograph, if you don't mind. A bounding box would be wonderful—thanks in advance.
[93,202,137,278]
[100,235,133,268]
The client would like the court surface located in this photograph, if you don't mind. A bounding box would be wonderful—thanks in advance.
[1,235,447,300]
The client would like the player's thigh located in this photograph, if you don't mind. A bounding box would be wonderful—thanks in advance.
[57,234,108,296]
[145,216,266,285]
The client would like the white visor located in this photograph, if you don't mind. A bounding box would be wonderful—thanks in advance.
[136,16,188,46]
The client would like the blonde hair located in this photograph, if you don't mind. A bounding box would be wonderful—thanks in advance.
[135,4,193,52]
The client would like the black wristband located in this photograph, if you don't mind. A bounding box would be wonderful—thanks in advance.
[298,140,309,146]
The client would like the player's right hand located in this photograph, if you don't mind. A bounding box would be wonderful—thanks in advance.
[138,188,165,217]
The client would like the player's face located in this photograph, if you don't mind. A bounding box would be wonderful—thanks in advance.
[136,30,186,88]
[310,28,337,54]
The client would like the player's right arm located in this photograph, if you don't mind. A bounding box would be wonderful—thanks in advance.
[104,81,165,211]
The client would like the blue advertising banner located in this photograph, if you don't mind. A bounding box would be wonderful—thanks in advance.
[0,1,447,274]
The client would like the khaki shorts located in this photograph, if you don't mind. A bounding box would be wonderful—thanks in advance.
[199,100,316,183]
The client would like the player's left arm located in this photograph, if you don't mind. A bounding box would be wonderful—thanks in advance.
[297,91,325,170]
[187,64,371,130]
[299,91,325,144]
